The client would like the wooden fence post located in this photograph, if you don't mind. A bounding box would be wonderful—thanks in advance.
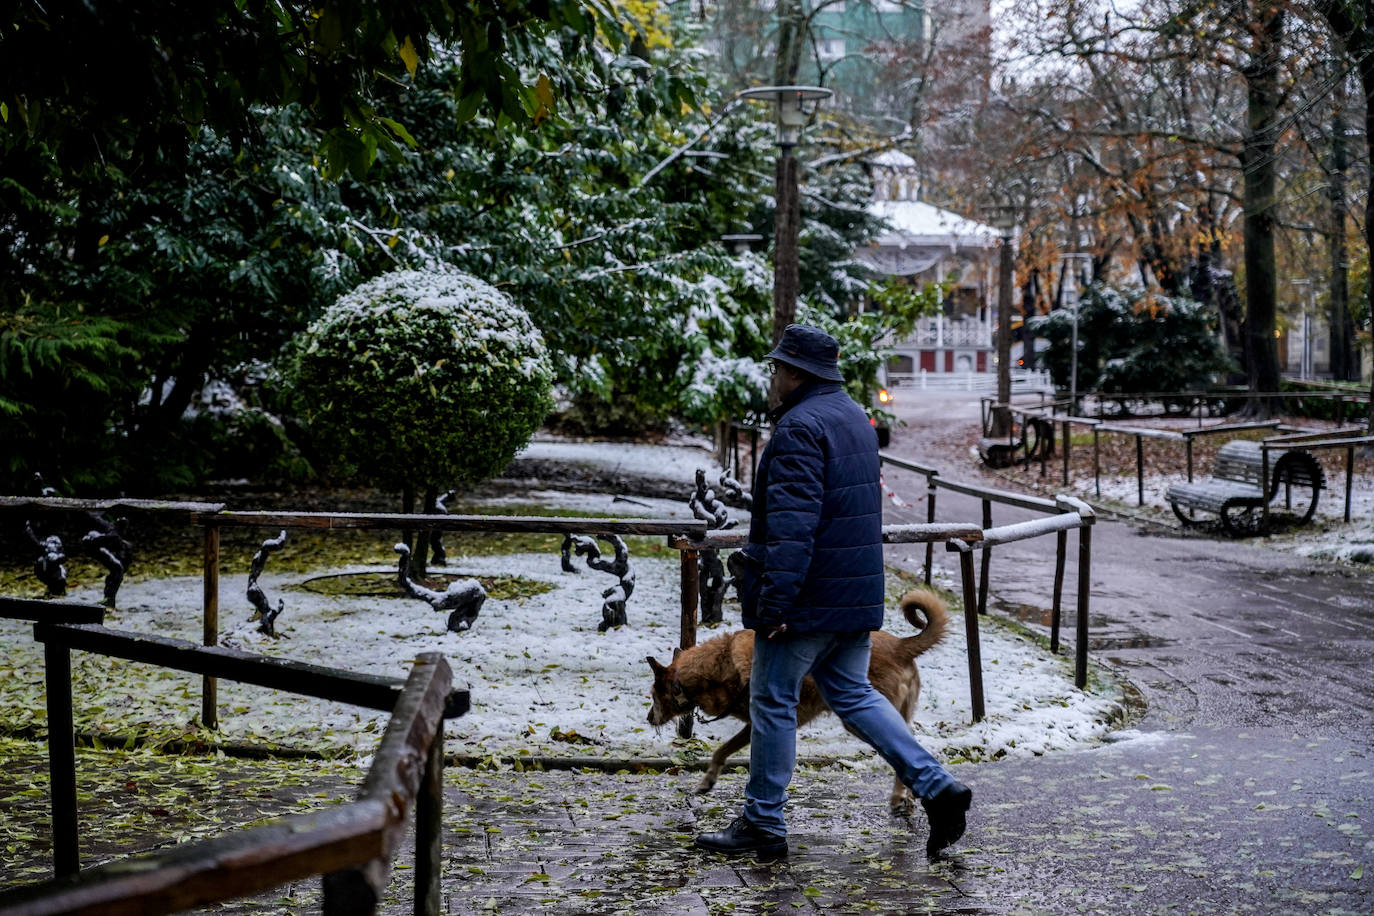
[43,637,79,877]
[414,725,444,916]
[677,548,699,740]
[203,522,220,730]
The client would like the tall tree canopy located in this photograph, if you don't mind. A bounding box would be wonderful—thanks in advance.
[0,1,889,493]
[0,0,625,178]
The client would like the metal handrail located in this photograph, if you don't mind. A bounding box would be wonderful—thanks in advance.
[1262,433,1374,523]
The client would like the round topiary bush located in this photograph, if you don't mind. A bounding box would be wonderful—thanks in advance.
[289,268,554,493]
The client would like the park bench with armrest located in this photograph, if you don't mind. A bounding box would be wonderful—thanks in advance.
[1165,439,1324,536]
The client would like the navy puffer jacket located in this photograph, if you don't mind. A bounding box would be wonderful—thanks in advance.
[736,381,885,633]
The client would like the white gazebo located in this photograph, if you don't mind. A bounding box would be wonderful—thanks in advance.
[858,151,1001,378]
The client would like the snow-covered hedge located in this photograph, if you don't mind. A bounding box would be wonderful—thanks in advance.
[289,268,554,491]
[1028,284,1233,395]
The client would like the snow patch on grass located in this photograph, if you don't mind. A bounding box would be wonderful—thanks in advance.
[1,550,1123,768]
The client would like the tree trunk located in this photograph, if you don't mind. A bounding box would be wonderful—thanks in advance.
[1365,75,1374,430]
[1328,73,1355,381]
[1239,2,1285,411]
[768,0,805,344]
[402,483,416,575]
[412,485,436,582]
[1313,1,1374,428]
[1020,268,1039,370]
[773,0,804,85]
[991,237,1014,436]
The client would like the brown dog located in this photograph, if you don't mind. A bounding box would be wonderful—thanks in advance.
[646,588,948,813]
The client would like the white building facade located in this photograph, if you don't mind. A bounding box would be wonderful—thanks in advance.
[857,151,1001,377]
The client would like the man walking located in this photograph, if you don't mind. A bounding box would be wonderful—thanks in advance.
[696,324,972,859]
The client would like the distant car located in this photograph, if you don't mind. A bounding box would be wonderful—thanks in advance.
[872,384,893,448]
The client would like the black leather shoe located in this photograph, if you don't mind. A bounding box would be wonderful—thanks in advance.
[922,781,972,857]
[695,815,788,858]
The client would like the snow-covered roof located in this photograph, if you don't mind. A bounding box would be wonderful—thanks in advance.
[868,149,918,169]
[869,198,999,250]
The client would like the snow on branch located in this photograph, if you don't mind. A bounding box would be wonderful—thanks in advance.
[394,542,487,633]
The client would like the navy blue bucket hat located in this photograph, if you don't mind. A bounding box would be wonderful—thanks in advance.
[765,324,844,382]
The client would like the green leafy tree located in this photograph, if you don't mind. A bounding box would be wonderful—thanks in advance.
[289,267,553,565]
[1028,286,1235,402]
[0,1,892,491]
[0,1,671,490]
[0,0,626,180]
[290,267,553,484]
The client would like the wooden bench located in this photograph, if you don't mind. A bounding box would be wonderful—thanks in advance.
[978,416,1055,469]
[1166,440,1324,536]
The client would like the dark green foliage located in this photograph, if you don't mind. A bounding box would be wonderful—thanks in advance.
[1029,285,1235,397]
[0,0,628,180]
[288,269,554,493]
[0,307,145,492]
[1276,379,1368,422]
[0,3,683,491]
[0,1,891,486]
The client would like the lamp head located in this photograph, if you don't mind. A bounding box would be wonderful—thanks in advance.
[983,203,1017,235]
[740,85,832,148]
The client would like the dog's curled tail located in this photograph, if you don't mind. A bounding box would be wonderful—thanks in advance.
[895,588,949,662]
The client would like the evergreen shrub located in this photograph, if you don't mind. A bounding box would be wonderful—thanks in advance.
[1029,285,1234,398]
[289,268,554,492]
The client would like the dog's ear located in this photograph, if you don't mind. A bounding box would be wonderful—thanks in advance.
[646,655,666,674]
[672,647,682,662]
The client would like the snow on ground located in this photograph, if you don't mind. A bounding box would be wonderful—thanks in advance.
[0,432,1139,774]
[1063,468,1374,564]
[517,435,728,483]
[0,548,1123,771]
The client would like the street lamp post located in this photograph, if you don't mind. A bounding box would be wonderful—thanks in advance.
[1292,278,1315,379]
[1060,253,1092,415]
[740,86,832,344]
[984,205,1017,437]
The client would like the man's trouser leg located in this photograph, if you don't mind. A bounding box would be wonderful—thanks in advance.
[810,631,956,800]
[743,632,829,834]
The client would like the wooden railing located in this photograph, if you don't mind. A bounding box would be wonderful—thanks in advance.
[0,596,466,915]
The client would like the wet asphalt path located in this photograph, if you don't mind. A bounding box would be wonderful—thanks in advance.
[385,393,1373,915]
[874,390,1374,912]
[878,391,1374,743]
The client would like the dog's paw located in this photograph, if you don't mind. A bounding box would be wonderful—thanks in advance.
[694,777,718,795]
[889,795,916,817]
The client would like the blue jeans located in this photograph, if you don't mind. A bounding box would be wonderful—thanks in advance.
[743,629,955,835]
